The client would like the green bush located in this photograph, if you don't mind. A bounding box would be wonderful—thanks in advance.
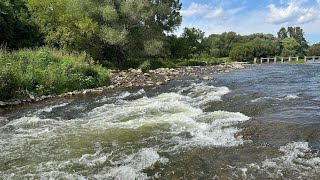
[138,59,177,72]
[176,59,207,66]
[0,47,110,101]
[123,59,142,69]
[139,60,151,72]
[99,60,116,69]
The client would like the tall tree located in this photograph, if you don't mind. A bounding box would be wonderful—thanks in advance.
[181,27,205,57]
[26,0,182,67]
[278,27,308,56]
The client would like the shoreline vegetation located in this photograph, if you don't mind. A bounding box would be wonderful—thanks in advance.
[0,51,245,107]
[1,1,320,107]
[0,47,110,102]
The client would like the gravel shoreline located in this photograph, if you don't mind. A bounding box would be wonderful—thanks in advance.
[0,63,248,107]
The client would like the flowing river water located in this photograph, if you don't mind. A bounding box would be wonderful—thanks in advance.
[1,64,320,179]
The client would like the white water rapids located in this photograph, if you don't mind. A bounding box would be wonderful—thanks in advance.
[0,82,250,179]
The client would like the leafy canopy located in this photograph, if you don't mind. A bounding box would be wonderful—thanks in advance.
[26,0,182,67]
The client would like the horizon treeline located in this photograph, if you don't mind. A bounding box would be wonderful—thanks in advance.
[1,0,320,66]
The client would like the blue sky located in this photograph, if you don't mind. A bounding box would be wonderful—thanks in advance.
[177,0,320,44]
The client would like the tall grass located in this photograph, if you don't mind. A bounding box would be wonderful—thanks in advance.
[0,47,110,101]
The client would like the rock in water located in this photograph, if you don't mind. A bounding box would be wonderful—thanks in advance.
[202,76,211,80]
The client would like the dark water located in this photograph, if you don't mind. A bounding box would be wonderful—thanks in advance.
[1,64,320,179]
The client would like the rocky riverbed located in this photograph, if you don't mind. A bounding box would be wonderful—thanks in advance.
[0,63,247,107]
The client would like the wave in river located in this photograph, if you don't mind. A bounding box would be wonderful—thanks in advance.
[251,94,300,103]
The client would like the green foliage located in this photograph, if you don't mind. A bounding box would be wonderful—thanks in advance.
[230,35,279,62]
[123,59,143,69]
[175,53,225,66]
[288,60,306,64]
[0,0,42,49]
[99,61,117,69]
[206,32,242,57]
[139,60,151,72]
[281,38,300,57]
[167,28,207,59]
[176,60,206,67]
[308,43,320,56]
[0,47,110,100]
[277,27,308,56]
[26,0,182,68]
[230,43,254,62]
[139,59,176,72]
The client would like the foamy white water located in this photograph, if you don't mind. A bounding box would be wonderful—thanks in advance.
[242,142,320,179]
[0,82,251,179]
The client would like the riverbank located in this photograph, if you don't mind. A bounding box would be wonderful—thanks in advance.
[0,63,247,107]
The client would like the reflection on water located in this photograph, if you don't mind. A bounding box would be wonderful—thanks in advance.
[1,64,320,179]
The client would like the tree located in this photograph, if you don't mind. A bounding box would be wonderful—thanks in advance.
[26,0,182,68]
[277,27,288,40]
[281,38,300,57]
[0,0,42,49]
[277,27,308,56]
[308,43,320,56]
[181,27,205,57]
[166,28,206,59]
[206,32,241,57]
[230,43,254,62]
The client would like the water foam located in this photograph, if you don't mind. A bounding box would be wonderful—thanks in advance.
[93,148,168,180]
[179,82,231,106]
[245,142,320,179]
[251,94,300,103]
[84,83,249,149]
[97,89,146,103]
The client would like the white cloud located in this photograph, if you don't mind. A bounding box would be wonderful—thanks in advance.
[177,0,320,44]
[180,2,243,20]
[180,2,223,18]
[266,0,320,24]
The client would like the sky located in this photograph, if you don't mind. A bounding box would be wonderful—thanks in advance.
[177,0,320,44]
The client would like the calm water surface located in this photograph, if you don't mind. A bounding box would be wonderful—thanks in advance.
[1,64,320,179]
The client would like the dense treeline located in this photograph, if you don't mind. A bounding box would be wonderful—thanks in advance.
[1,0,320,64]
[168,27,318,62]
[1,0,320,100]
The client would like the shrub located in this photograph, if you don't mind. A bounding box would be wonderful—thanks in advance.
[123,59,142,69]
[99,60,116,69]
[176,59,207,66]
[0,47,110,100]
[139,60,151,72]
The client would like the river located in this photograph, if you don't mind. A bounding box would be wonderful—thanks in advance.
[1,64,320,179]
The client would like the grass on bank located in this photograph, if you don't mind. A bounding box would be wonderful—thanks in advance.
[0,47,110,101]
[288,59,306,64]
